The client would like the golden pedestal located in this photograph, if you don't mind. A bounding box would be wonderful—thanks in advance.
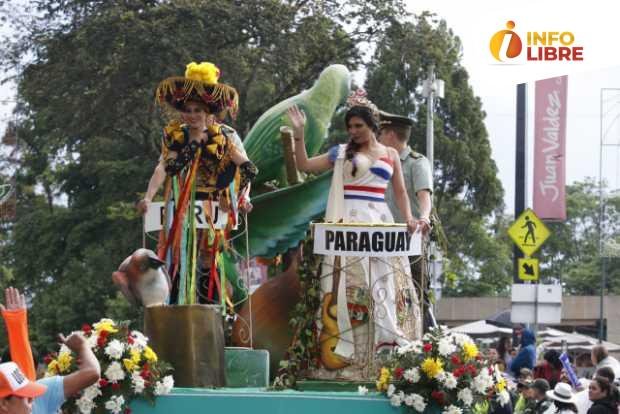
[144,305,226,387]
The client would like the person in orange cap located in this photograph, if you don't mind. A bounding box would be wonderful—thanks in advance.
[0,361,47,414]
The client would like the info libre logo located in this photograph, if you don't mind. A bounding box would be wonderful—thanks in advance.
[489,21,584,63]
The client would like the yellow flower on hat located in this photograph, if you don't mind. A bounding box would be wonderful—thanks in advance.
[185,62,220,85]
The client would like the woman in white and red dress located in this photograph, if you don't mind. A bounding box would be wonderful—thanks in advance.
[287,91,422,380]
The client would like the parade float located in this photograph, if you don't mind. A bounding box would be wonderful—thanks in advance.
[45,63,506,414]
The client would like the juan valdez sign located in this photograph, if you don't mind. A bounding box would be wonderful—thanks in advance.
[533,76,567,221]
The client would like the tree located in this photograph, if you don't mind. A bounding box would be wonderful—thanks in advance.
[365,14,510,296]
[538,179,620,295]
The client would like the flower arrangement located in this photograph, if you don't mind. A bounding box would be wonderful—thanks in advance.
[45,318,174,414]
[377,326,509,414]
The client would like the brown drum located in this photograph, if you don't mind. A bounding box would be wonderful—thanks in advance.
[144,304,226,387]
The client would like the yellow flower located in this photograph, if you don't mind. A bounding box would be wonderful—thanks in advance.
[421,357,444,378]
[93,318,118,334]
[143,346,158,362]
[47,360,59,375]
[57,352,73,373]
[130,349,142,364]
[462,342,479,361]
[185,62,220,85]
[497,378,507,393]
[376,367,391,391]
[123,358,137,372]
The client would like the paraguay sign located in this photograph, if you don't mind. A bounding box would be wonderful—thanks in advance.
[508,208,551,256]
[313,223,421,257]
[144,201,236,232]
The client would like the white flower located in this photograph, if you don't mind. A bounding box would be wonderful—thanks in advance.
[129,331,149,350]
[81,383,101,401]
[404,368,421,383]
[438,338,457,356]
[498,390,511,406]
[472,371,494,394]
[442,373,458,389]
[104,361,126,382]
[162,375,174,393]
[390,393,403,407]
[131,372,146,394]
[411,394,427,413]
[443,405,463,414]
[76,395,96,414]
[104,395,125,414]
[404,394,415,407]
[154,375,175,395]
[452,333,471,346]
[457,388,474,406]
[396,340,422,355]
[104,340,125,360]
[357,385,368,395]
[387,384,396,397]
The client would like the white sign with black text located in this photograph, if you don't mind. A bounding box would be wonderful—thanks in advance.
[144,201,237,232]
[313,223,421,257]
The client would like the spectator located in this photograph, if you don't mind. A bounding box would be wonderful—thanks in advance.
[587,376,618,414]
[0,362,47,414]
[1,287,101,414]
[591,346,620,383]
[514,380,534,414]
[545,382,578,414]
[512,329,537,377]
[499,337,515,368]
[534,350,564,388]
[531,378,553,414]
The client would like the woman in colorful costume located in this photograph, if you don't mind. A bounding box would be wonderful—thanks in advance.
[287,90,422,380]
[137,61,257,306]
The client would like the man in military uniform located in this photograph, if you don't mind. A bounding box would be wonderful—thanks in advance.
[378,111,434,329]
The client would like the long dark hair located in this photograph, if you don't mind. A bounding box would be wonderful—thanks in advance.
[344,105,379,176]
[553,401,577,413]
[497,336,511,359]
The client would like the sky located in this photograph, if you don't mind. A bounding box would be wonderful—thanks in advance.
[2,0,620,214]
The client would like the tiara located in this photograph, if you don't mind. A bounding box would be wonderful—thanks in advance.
[346,88,379,117]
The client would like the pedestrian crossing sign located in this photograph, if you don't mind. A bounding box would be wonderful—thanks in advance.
[508,208,551,256]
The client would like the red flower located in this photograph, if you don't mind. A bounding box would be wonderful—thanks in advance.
[451,355,462,365]
[431,390,445,405]
[125,408,132,414]
[82,324,92,334]
[453,367,465,378]
[127,335,135,345]
[99,379,109,387]
[112,383,121,391]
[43,354,54,365]
[393,367,404,380]
[423,343,432,353]
[466,364,477,375]
[97,330,109,348]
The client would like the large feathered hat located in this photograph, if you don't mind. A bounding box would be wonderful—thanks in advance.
[155,61,239,118]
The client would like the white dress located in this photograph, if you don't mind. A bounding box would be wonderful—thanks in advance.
[312,145,421,380]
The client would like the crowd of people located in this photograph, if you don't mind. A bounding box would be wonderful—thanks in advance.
[485,329,620,414]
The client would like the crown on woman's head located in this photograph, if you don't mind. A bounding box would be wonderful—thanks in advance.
[346,88,379,116]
